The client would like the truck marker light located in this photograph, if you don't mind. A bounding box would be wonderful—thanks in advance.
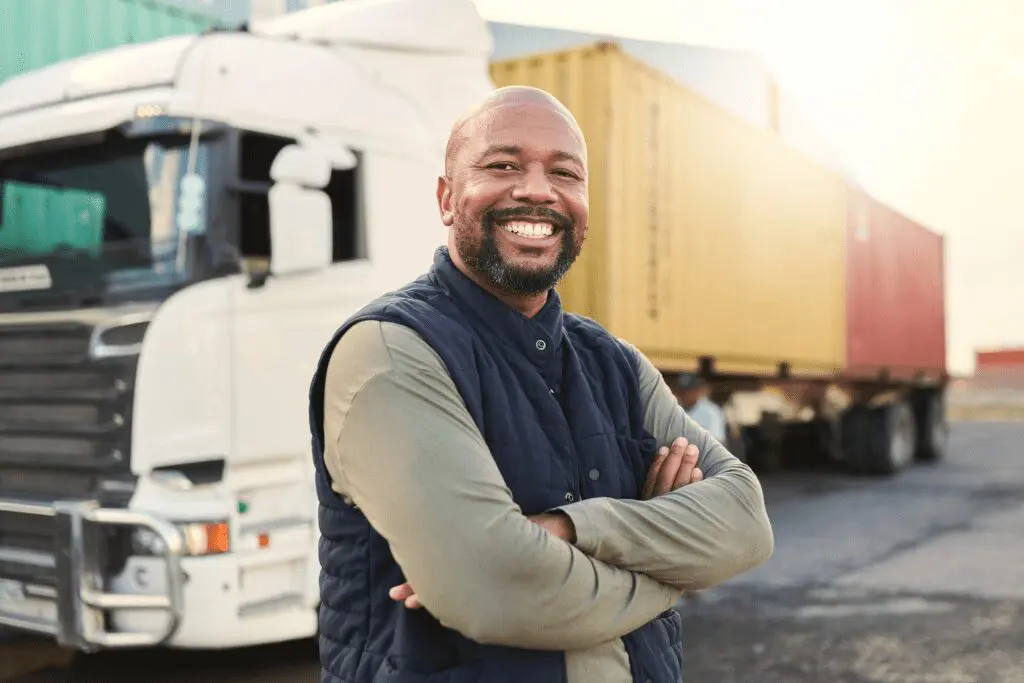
[135,104,165,119]
[182,522,230,555]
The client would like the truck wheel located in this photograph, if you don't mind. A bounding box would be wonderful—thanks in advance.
[914,390,949,462]
[842,401,917,476]
[866,401,918,475]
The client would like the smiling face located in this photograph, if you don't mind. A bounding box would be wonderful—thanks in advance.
[437,87,589,305]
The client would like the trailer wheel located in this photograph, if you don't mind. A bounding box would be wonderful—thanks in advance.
[914,390,949,462]
[866,401,918,475]
[842,401,917,475]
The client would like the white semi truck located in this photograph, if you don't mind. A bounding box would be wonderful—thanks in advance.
[0,0,493,651]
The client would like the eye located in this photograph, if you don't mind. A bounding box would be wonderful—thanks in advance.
[552,169,581,179]
[487,162,518,171]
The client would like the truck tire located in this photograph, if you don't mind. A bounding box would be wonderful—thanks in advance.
[913,389,949,462]
[842,401,918,476]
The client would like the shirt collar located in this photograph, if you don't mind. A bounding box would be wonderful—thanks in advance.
[431,247,565,371]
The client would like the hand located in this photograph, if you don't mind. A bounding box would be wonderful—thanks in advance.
[642,437,702,500]
[388,513,576,610]
[388,582,423,610]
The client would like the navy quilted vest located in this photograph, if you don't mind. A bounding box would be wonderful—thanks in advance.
[309,247,683,683]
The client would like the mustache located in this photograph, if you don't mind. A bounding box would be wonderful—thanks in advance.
[484,206,574,233]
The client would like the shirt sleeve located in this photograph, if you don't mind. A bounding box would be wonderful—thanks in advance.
[555,341,775,592]
[321,321,680,651]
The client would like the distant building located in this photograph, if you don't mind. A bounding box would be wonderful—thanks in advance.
[976,348,1024,370]
[973,348,1024,389]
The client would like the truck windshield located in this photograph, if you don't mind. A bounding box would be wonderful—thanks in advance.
[0,119,227,311]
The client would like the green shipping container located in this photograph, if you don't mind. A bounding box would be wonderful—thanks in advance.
[0,0,217,83]
[0,0,217,259]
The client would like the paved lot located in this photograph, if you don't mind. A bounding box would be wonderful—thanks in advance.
[676,422,1024,682]
[3,421,1023,682]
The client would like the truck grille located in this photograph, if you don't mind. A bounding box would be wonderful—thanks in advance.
[0,318,141,597]
[0,510,57,586]
[0,320,139,501]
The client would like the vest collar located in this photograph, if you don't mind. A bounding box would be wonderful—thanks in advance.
[431,247,565,372]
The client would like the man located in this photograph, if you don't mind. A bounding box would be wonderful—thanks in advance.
[673,372,727,443]
[308,86,774,683]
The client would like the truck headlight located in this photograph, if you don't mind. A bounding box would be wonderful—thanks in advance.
[132,521,230,557]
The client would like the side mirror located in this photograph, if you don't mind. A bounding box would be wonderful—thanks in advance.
[269,145,332,188]
[267,145,333,277]
[323,146,358,172]
[295,134,358,173]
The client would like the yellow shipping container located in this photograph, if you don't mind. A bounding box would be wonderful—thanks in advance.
[490,43,848,377]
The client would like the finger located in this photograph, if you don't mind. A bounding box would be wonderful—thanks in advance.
[672,443,700,490]
[642,447,670,499]
[655,438,687,496]
[389,583,414,602]
[689,467,703,484]
[405,594,423,609]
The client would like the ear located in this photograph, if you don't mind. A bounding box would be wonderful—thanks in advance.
[436,175,455,227]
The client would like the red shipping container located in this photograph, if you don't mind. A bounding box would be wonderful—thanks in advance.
[845,187,947,380]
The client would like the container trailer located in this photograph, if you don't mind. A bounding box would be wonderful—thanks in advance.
[489,42,949,473]
[844,186,949,464]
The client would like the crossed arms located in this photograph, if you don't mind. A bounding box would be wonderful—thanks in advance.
[322,321,774,651]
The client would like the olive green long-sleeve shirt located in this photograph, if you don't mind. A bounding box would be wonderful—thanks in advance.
[322,320,774,682]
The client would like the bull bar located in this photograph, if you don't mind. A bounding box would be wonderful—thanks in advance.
[0,498,185,651]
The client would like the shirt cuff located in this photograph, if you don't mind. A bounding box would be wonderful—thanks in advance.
[552,501,603,557]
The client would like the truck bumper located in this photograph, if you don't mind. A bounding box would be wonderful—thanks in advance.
[0,498,184,651]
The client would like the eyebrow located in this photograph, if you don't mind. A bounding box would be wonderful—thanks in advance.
[479,144,584,168]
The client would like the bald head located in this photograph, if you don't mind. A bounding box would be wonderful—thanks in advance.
[444,86,584,177]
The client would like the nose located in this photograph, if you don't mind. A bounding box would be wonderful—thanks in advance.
[510,164,557,204]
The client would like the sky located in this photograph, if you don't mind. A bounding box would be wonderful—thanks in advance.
[472,0,1024,375]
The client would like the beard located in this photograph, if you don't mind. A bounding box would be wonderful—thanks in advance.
[454,205,583,297]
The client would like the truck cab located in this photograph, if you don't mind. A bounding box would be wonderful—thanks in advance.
[0,0,493,651]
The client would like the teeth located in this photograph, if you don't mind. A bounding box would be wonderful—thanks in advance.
[502,221,554,238]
